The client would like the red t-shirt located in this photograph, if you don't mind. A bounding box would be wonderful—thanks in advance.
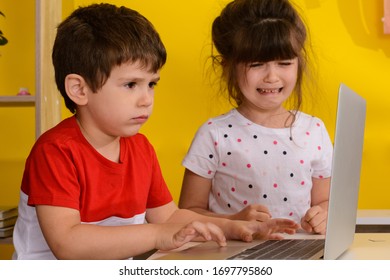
[21,116,172,223]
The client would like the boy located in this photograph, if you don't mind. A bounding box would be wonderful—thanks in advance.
[12,3,298,260]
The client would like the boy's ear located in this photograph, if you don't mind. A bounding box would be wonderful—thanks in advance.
[65,74,90,106]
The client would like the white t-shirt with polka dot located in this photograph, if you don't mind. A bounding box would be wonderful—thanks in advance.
[183,109,333,223]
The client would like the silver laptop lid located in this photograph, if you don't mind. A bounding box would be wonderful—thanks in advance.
[323,83,366,260]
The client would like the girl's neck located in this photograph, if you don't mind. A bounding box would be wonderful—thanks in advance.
[236,105,294,128]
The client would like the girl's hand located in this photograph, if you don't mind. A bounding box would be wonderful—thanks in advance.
[301,206,327,235]
[229,204,271,222]
[225,218,299,242]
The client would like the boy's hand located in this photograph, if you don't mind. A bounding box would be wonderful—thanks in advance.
[301,206,327,235]
[229,204,271,222]
[155,221,227,251]
[225,218,299,242]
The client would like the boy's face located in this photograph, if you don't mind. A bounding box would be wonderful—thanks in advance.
[84,61,160,137]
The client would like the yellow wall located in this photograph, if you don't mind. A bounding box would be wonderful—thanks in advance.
[0,0,389,233]
[73,0,390,210]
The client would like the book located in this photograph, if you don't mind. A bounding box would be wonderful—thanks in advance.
[0,206,18,220]
[0,216,17,228]
[0,226,14,238]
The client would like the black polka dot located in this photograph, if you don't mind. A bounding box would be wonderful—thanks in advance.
[227,203,231,208]
[289,137,293,141]
[253,135,258,139]
[283,197,288,202]
[227,152,231,155]
[224,134,228,138]
[228,124,232,128]
[209,154,214,159]
[263,194,267,199]
[283,151,287,155]
[248,184,253,189]
[264,150,268,154]
[290,173,294,177]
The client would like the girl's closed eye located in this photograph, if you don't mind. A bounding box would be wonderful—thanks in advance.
[249,62,264,68]
[278,60,295,66]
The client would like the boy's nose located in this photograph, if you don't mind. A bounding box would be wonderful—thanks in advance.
[137,87,154,107]
[138,90,153,107]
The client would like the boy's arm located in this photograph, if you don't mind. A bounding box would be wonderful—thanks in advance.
[36,203,226,260]
[37,201,298,259]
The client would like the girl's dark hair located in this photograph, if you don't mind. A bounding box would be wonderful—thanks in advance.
[211,0,309,112]
[52,3,167,113]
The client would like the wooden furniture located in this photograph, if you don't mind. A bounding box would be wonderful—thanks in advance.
[0,1,62,252]
[0,0,62,138]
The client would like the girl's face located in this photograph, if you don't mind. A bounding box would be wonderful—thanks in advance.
[237,58,298,114]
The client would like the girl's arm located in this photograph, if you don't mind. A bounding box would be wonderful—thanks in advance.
[301,177,331,234]
[179,169,271,221]
[150,202,298,243]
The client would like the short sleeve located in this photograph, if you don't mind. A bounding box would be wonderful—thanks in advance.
[311,120,333,179]
[182,120,220,179]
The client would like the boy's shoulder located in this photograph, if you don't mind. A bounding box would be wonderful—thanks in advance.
[36,116,79,145]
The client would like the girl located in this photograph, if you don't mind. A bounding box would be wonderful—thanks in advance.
[179,0,332,235]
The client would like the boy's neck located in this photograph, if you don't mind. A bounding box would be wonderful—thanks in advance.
[76,116,121,163]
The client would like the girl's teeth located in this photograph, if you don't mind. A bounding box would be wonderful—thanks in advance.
[260,89,279,93]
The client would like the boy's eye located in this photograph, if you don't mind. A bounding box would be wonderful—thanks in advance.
[125,82,136,89]
[149,81,157,89]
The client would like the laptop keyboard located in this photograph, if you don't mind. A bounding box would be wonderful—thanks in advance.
[228,239,325,260]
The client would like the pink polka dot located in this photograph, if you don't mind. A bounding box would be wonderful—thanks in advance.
[306,131,310,136]
[317,146,322,150]
[208,170,212,175]
[319,175,324,179]
[222,162,227,167]
[273,140,278,145]
[246,164,251,168]
[300,160,304,164]
[289,212,293,216]
[273,183,278,188]
[208,121,212,125]
[237,138,242,142]
[231,187,236,192]
[301,181,305,185]
[243,200,248,205]
[217,192,220,196]
[214,141,218,146]
[316,123,321,127]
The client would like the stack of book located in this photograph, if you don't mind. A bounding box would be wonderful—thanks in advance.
[0,206,18,238]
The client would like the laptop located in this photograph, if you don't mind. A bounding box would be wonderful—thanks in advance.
[156,83,367,260]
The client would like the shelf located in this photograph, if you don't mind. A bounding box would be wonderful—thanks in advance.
[0,95,36,105]
[0,95,36,103]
